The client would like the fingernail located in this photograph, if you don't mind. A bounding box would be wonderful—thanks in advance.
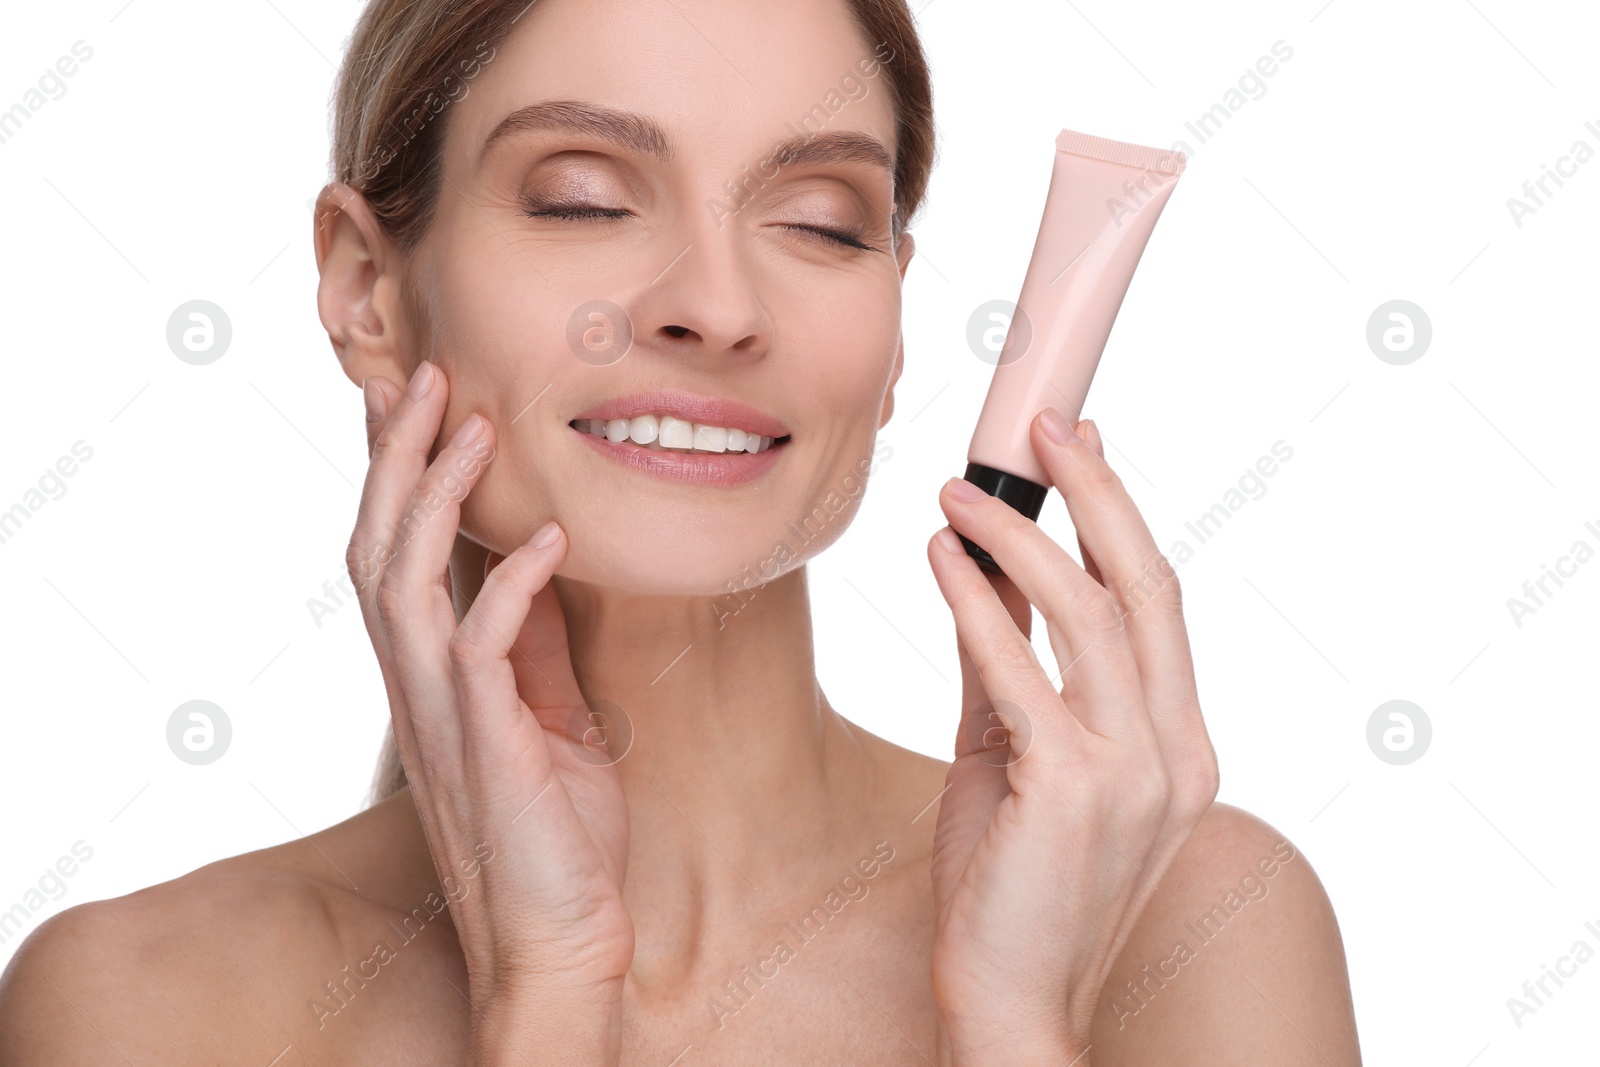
[943,476,984,502]
[533,520,562,548]
[449,413,484,448]
[935,527,964,554]
[405,361,435,401]
[362,377,388,423]
[1039,406,1074,445]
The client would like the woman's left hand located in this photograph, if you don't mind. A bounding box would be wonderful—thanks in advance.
[924,408,1221,1065]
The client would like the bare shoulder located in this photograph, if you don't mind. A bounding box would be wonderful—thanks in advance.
[1089,801,1362,1065]
[0,790,457,1067]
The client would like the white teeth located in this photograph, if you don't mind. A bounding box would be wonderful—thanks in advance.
[693,424,728,452]
[578,414,779,454]
[659,415,694,449]
[629,414,659,445]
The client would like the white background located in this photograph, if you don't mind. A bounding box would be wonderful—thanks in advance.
[2,0,1597,1061]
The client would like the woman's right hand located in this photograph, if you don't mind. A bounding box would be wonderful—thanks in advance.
[350,360,632,1065]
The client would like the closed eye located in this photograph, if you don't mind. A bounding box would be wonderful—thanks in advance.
[523,202,631,221]
[523,202,879,252]
[780,224,879,252]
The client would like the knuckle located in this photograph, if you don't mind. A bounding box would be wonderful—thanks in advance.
[1130,761,1172,815]
[447,619,488,672]
[368,428,409,466]
[345,535,387,593]
[975,633,1040,679]
[1074,450,1122,495]
[1068,585,1126,632]
[1169,740,1220,822]
[1147,559,1183,613]
[374,573,408,629]
[1191,744,1222,808]
[985,633,1036,675]
[1115,551,1181,618]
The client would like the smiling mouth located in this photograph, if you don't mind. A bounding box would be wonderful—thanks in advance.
[569,416,791,455]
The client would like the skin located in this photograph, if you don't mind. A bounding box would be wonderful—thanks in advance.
[0,0,1362,1063]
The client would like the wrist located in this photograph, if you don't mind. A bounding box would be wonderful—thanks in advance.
[938,1011,1089,1067]
[467,983,624,1066]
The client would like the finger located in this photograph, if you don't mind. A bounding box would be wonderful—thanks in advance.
[380,415,502,774]
[954,569,1036,765]
[1062,422,1105,717]
[451,526,573,777]
[382,406,496,605]
[347,361,448,600]
[361,373,459,610]
[348,364,452,795]
[1029,409,1200,729]
[484,534,592,734]
[1075,420,1106,588]
[926,526,1086,788]
[362,374,402,457]
[939,477,1152,745]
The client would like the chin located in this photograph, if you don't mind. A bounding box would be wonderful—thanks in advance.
[551,514,828,599]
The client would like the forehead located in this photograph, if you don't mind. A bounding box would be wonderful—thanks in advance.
[445,0,898,174]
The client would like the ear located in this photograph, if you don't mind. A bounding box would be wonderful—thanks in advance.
[313,181,419,390]
[878,230,915,430]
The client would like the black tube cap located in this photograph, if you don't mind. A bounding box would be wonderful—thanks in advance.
[955,462,1049,576]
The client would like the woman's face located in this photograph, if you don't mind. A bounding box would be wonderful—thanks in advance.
[403,0,913,595]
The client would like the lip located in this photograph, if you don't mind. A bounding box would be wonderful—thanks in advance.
[571,423,787,486]
[569,390,791,440]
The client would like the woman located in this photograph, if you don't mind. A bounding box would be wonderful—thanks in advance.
[0,0,1361,1062]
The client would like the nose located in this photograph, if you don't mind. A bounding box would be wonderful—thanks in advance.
[626,221,773,364]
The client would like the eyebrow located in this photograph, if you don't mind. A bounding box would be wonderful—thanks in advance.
[479,100,671,163]
[478,99,894,180]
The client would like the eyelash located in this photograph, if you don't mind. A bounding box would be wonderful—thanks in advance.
[521,202,877,252]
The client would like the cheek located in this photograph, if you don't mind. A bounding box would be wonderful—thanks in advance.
[787,273,901,408]
[419,245,575,552]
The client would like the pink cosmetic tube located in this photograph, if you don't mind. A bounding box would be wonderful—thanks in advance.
[958,129,1185,575]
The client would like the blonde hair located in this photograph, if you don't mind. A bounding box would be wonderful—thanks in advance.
[330,0,937,805]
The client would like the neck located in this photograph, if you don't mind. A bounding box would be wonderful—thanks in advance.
[445,536,884,978]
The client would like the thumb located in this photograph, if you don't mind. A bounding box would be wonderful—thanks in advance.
[486,535,589,735]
